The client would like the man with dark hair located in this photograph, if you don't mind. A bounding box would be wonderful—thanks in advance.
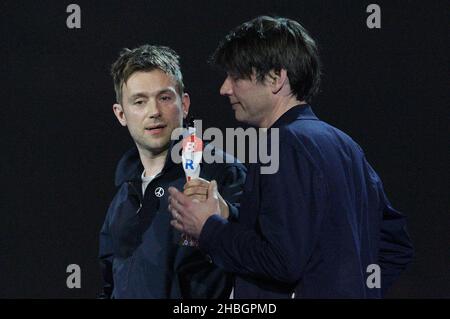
[98,44,246,298]
[168,16,414,298]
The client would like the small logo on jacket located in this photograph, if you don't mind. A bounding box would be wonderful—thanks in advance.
[155,187,164,197]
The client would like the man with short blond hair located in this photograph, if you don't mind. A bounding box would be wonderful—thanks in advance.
[99,44,246,298]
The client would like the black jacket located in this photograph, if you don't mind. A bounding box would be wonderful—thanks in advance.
[99,144,246,298]
[199,105,414,298]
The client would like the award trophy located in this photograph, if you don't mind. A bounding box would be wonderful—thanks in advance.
[180,127,203,247]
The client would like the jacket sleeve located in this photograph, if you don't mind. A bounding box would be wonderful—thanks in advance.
[199,140,327,284]
[367,162,414,296]
[98,201,115,299]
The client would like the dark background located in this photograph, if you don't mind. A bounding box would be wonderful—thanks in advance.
[1,0,448,298]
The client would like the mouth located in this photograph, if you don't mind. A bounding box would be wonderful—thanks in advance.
[231,102,241,109]
[145,124,167,135]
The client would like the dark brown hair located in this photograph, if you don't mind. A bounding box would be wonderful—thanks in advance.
[211,16,321,102]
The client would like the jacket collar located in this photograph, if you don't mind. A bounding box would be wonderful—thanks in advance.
[114,139,180,187]
[270,104,319,129]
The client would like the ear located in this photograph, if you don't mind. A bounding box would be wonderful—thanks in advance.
[181,93,191,119]
[267,69,288,94]
[113,103,127,127]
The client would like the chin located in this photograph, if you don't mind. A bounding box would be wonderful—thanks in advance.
[145,144,170,155]
[141,138,171,153]
[234,112,247,123]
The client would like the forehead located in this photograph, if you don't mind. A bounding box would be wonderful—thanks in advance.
[123,69,177,95]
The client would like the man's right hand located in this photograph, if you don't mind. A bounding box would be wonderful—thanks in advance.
[183,178,230,219]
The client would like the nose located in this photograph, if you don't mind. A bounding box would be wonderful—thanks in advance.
[220,76,233,96]
[147,99,161,119]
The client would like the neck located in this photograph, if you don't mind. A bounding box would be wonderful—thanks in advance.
[259,96,306,128]
[137,146,168,177]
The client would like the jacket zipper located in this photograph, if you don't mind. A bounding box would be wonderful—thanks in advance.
[127,181,143,215]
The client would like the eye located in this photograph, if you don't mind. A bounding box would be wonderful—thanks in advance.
[159,95,173,102]
[228,73,241,82]
[134,99,145,105]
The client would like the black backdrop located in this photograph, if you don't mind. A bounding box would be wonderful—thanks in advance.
[1,0,448,298]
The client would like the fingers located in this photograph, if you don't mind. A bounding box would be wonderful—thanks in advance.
[168,203,177,218]
[169,196,185,217]
[169,203,186,232]
[183,186,208,197]
[183,178,209,202]
[185,196,204,204]
[183,177,209,190]
[168,186,189,205]
[207,180,219,200]
[184,178,209,199]
[170,219,184,232]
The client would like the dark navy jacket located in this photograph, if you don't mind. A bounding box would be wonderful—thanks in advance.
[99,144,246,298]
[199,105,414,298]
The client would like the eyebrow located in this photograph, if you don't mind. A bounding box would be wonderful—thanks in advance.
[128,92,148,100]
[128,88,176,101]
